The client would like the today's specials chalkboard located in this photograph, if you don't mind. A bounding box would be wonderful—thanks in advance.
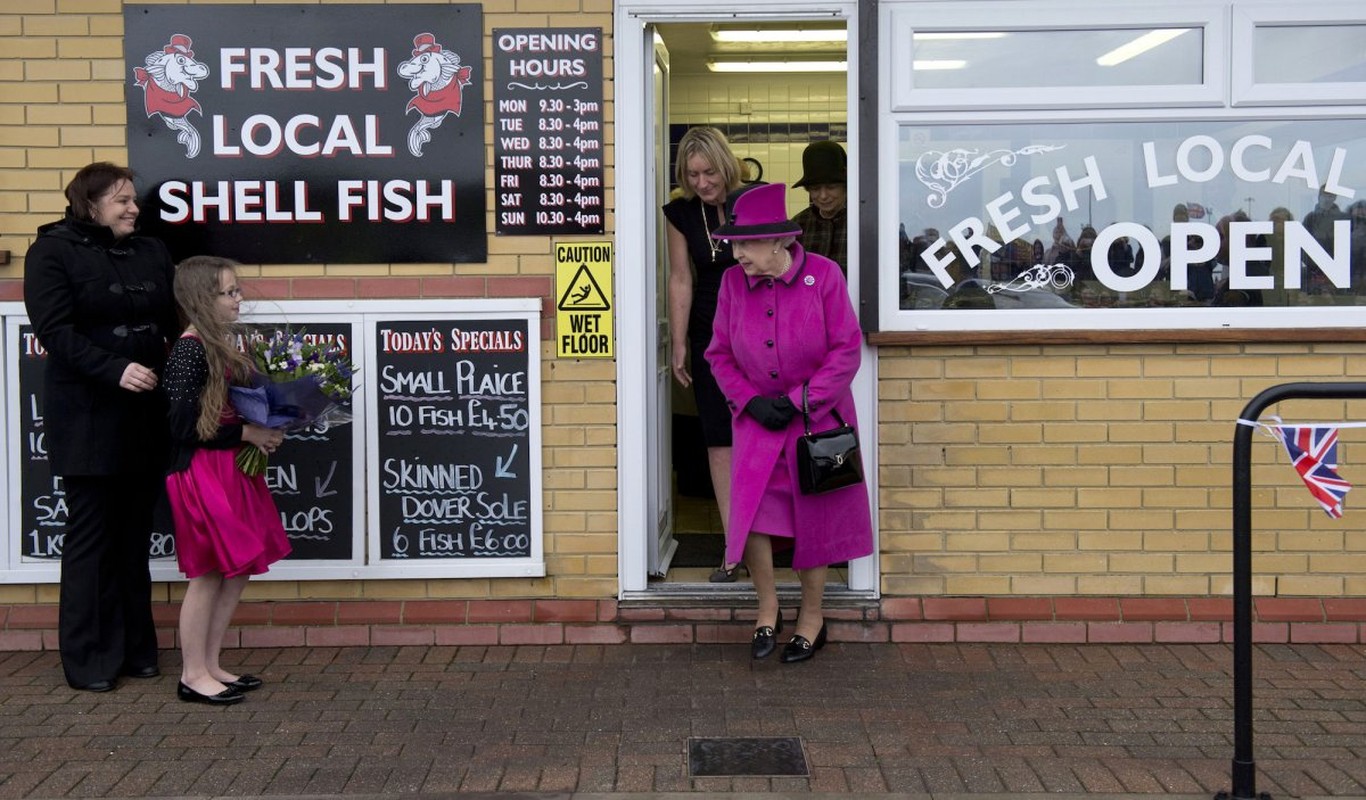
[10,319,358,567]
[373,317,536,561]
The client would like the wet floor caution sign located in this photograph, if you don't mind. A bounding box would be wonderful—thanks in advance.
[555,241,614,358]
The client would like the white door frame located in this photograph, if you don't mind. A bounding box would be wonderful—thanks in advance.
[614,0,879,596]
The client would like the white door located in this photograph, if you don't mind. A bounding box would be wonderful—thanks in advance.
[615,0,876,596]
[645,36,677,577]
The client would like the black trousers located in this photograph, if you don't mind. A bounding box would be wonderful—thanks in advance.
[58,473,161,687]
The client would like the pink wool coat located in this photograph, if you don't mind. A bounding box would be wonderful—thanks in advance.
[705,244,874,569]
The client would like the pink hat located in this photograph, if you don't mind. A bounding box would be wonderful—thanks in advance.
[710,183,801,241]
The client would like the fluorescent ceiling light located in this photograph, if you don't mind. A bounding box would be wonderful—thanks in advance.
[708,59,848,73]
[914,32,1008,40]
[1096,28,1191,66]
[914,59,967,70]
[712,27,847,44]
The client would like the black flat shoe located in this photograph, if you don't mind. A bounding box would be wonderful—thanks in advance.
[780,622,828,664]
[177,681,244,705]
[750,613,784,660]
[71,679,115,693]
[224,674,263,692]
[123,664,160,679]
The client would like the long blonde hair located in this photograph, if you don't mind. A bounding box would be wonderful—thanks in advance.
[173,255,254,441]
[674,126,743,199]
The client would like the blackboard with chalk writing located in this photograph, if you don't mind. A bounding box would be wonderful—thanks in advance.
[8,321,178,565]
[371,316,539,564]
[241,320,358,563]
[5,315,362,576]
[14,322,64,561]
[4,301,540,582]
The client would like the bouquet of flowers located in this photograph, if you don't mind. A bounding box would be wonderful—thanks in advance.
[229,329,357,476]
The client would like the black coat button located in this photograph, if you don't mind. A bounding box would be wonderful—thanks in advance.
[766,309,774,317]
[766,339,774,347]
[769,370,778,378]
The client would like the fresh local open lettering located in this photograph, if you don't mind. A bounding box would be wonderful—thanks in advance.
[921,135,1357,292]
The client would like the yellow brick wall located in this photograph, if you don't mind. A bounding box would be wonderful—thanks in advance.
[0,0,619,604]
[878,343,1366,598]
[6,1,1365,609]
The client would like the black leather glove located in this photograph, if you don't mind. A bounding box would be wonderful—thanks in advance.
[745,395,797,430]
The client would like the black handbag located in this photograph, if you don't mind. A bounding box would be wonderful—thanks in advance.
[795,384,864,495]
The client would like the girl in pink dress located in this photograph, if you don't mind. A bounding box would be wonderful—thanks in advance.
[164,255,289,705]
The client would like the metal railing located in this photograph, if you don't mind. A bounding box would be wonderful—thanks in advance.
[1219,381,1366,800]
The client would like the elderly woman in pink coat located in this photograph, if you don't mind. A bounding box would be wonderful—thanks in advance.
[704,182,873,663]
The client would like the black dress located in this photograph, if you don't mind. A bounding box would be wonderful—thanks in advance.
[662,195,737,447]
[23,212,177,688]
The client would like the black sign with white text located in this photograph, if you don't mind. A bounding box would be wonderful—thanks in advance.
[493,28,605,235]
[124,4,486,264]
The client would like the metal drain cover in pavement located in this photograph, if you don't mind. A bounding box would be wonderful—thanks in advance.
[687,736,809,777]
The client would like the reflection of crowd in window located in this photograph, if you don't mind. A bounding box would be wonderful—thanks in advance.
[899,185,1364,311]
[1304,187,1347,296]
[1353,200,1366,291]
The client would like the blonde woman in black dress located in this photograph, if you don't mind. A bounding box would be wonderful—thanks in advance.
[661,126,745,581]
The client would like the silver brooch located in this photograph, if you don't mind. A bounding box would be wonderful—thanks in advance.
[804,275,815,286]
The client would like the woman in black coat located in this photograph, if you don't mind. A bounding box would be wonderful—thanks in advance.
[23,162,178,692]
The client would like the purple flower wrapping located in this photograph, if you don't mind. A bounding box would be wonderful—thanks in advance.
[229,374,337,431]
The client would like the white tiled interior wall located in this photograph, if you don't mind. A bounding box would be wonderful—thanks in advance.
[670,72,849,217]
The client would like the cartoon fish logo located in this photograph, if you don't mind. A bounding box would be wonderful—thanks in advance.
[132,34,210,158]
[398,32,473,157]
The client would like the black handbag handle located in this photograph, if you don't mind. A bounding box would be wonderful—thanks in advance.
[801,383,846,435]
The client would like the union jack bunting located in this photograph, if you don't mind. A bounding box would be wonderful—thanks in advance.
[1273,425,1351,518]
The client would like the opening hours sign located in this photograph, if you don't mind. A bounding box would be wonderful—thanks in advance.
[555,242,613,358]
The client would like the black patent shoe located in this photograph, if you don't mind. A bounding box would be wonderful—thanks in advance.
[709,562,748,583]
[123,664,160,679]
[177,681,244,705]
[225,674,263,692]
[71,679,115,693]
[750,613,784,659]
[780,622,828,664]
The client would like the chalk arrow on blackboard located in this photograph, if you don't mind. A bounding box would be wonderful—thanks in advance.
[315,461,339,498]
[496,445,519,479]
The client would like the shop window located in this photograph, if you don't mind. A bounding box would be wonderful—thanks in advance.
[884,117,1366,331]
[909,28,1204,91]
[1233,3,1366,105]
[876,1,1366,336]
[885,2,1226,110]
[1253,26,1366,85]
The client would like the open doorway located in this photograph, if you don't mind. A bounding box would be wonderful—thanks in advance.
[647,19,852,587]
[614,1,874,598]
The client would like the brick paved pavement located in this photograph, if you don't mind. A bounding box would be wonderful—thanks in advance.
[1,641,1363,799]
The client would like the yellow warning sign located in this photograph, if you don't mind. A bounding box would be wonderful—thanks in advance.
[555,241,614,358]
